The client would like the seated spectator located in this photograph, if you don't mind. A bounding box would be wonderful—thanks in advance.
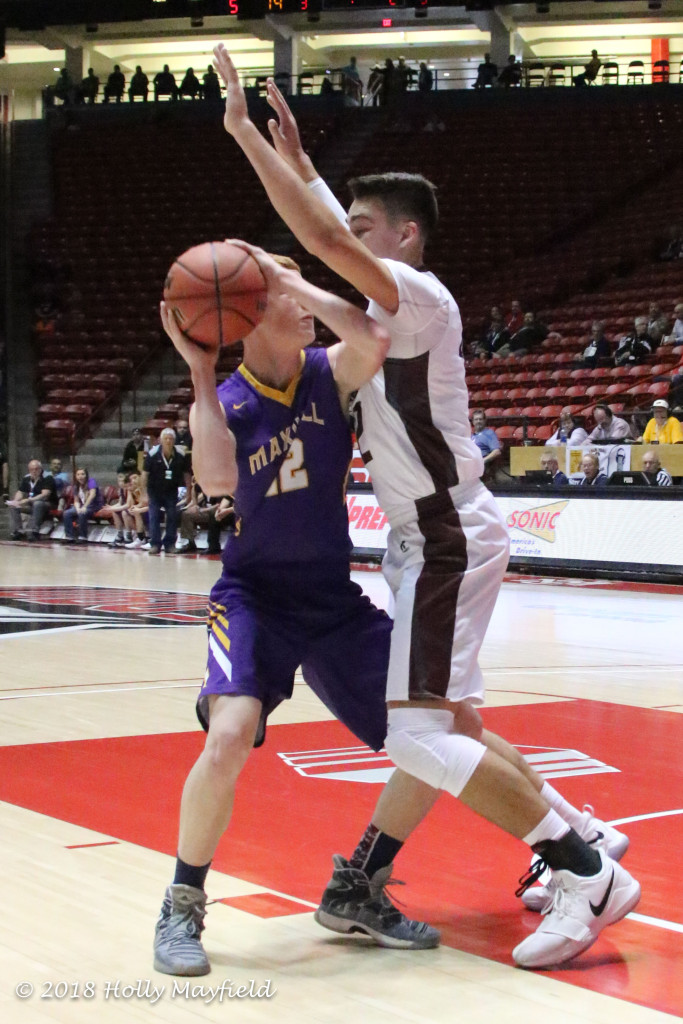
[471,410,502,477]
[46,457,70,503]
[7,459,57,541]
[505,299,524,335]
[63,467,103,543]
[587,402,632,442]
[661,302,683,346]
[507,311,548,358]
[474,53,498,89]
[497,55,522,88]
[202,65,221,100]
[641,449,673,486]
[80,68,100,104]
[124,471,149,548]
[120,426,149,473]
[102,472,133,547]
[579,320,611,367]
[545,407,588,446]
[129,66,149,102]
[579,451,607,487]
[573,50,601,87]
[477,308,509,358]
[638,399,683,444]
[179,484,235,554]
[540,451,568,486]
[660,226,683,261]
[103,65,125,103]
[647,302,670,345]
[418,62,434,93]
[179,68,201,100]
[614,317,654,366]
[154,65,178,102]
[174,417,192,453]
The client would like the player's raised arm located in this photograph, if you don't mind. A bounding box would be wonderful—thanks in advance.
[160,301,238,496]
[213,44,398,314]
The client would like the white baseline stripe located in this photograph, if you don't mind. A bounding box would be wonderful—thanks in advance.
[0,683,198,700]
[628,912,683,934]
[609,808,683,826]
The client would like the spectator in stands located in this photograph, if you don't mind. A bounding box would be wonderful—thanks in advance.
[174,417,192,453]
[638,399,683,445]
[641,449,673,486]
[614,317,654,366]
[579,451,607,487]
[341,57,362,102]
[103,472,133,547]
[540,451,568,486]
[478,307,509,358]
[647,302,670,346]
[380,59,395,105]
[661,303,683,346]
[179,484,235,554]
[80,68,100,104]
[120,426,148,473]
[395,56,411,94]
[367,64,382,105]
[103,65,126,103]
[180,68,201,100]
[545,407,588,446]
[660,226,683,261]
[0,436,9,499]
[46,457,70,501]
[474,53,498,89]
[507,311,548,357]
[8,459,57,541]
[154,65,178,102]
[505,299,524,335]
[124,471,149,548]
[418,62,434,93]
[579,320,611,368]
[497,55,522,88]
[53,68,75,105]
[587,402,632,442]
[202,65,221,101]
[142,427,191,555]
[129,66,149,102]
[573,50,601,87]
[63,467,103,543]
[471,410,502,477]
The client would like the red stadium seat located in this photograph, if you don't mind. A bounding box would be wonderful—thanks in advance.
[533,424,554,441]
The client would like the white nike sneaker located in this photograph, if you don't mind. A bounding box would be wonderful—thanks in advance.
[125,537,144,549]
[521,807,630,913]
[513,847,640,969]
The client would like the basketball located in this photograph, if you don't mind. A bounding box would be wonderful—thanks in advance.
[163,241,268,349]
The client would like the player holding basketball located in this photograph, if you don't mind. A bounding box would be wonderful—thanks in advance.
[214,43,640,969]
[154,249,451,976]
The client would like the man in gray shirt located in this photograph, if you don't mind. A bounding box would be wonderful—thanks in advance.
[587,403,632,442]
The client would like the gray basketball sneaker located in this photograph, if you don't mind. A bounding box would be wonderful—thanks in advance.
[314,854,440,950]
[153,884,210,976]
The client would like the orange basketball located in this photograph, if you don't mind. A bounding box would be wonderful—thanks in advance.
[163,241,268,349]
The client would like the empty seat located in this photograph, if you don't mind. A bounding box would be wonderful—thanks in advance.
[627,60,644,84]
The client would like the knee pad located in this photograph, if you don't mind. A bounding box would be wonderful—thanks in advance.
[385,708,486,798]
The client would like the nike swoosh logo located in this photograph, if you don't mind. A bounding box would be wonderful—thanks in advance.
[589,867,614,917]
[232,402,247,410]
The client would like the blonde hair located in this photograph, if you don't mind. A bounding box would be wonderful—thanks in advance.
[270,253,301,273]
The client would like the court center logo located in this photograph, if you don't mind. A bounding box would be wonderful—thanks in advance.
[506,500,568,543]
[0,586,208,638]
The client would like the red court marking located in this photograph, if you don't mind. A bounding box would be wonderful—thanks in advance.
[217,893,311,918]
[65,841,120,849]
[0,701,681,1015]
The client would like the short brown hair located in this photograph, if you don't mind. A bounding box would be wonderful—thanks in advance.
[347,172,439,241]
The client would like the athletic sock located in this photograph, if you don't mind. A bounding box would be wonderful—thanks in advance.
[533,827,602,877]
[349,823,403,878]
[137,531,145,541]
[540,781,587,832]
[173,856,211,891]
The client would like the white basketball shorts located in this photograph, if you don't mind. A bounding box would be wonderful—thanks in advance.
[383,482,509,705]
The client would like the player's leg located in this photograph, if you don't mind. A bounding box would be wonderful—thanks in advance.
[302,593,440,949]
[383,485,639,968]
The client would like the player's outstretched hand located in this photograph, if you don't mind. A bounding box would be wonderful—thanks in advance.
[265,78,313,178]
[225,239,284,294]
[160,301,219,372]
[213,44,250,137]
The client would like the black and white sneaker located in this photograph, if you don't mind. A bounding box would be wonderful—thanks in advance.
[314,855,440,950]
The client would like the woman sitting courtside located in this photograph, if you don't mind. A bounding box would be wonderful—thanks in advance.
[63,467,103,543]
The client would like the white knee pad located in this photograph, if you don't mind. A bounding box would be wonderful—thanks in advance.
[385,708,486,798]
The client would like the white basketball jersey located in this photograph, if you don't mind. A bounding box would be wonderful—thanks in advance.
[354,259,483,527]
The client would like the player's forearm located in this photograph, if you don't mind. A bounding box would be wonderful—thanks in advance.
[189,366,238,496]
[281,270,388,362]
[232,122,345,257]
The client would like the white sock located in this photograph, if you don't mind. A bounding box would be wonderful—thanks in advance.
[540,781,586,833]
[523,808,570,847]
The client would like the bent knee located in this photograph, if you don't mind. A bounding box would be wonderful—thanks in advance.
[204,720,257,775]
